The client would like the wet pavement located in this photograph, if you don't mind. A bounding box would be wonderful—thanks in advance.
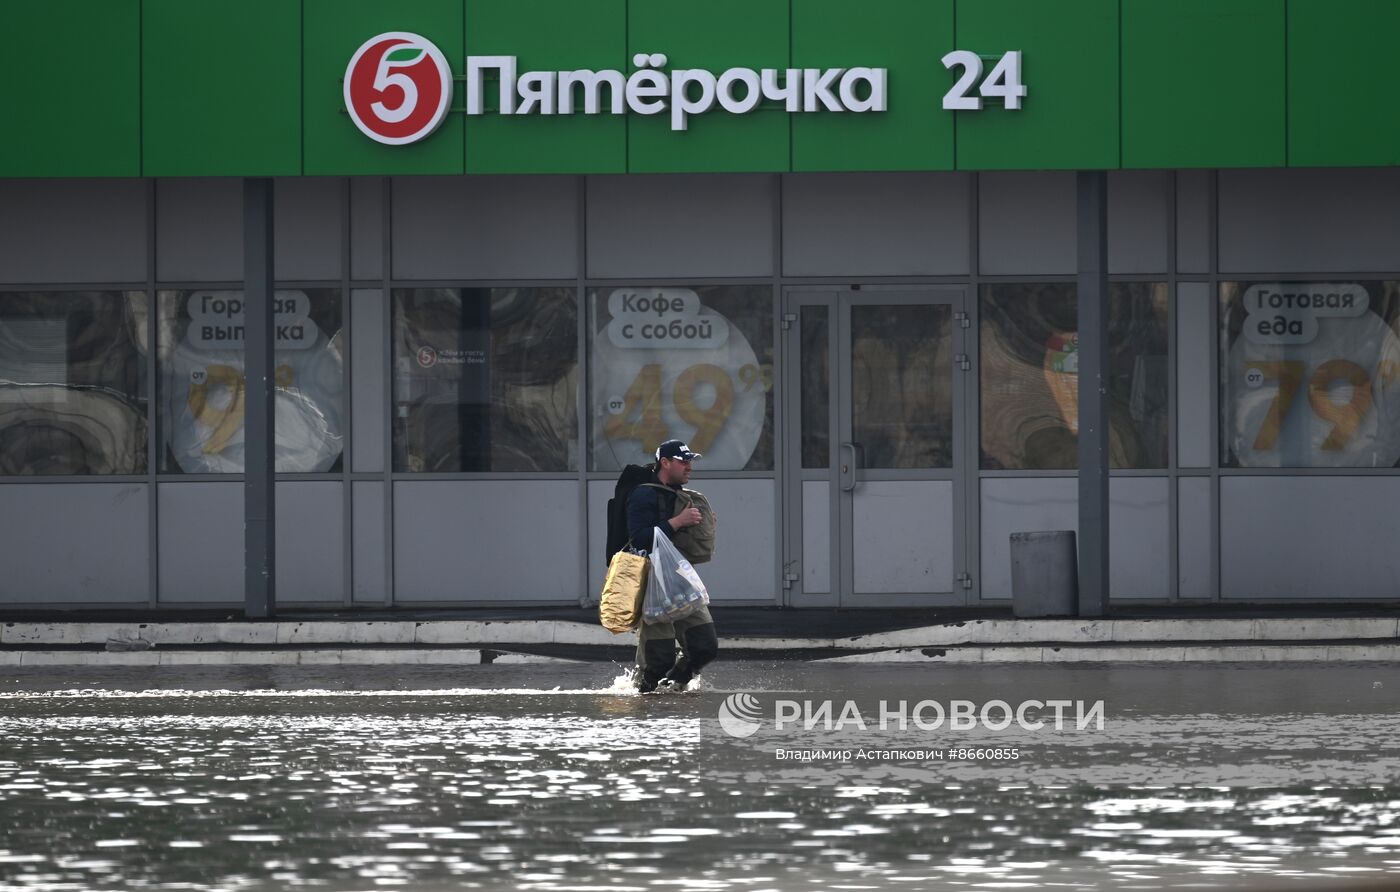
[2,661,1400,891]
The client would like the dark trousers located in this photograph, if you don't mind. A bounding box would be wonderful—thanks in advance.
[635,603,717,690]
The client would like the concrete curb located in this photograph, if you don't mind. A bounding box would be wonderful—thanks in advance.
[0,620,839,651]
[2,641,1398,667]
[834,617,1400,648]
[3,617,1398,651]
[818,642,1400,663]
[0,649,582,668]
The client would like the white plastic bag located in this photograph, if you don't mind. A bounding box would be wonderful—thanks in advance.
[644,526,710,624]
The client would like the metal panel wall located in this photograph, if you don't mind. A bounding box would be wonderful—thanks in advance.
[274,178,344,281]
[391,175,578,280]
[393,480,583,601]
[352,481,389,602]
[0,1,140,178]
[0,180,148,285]
[14,159,1400,608]
[1178,476,1212,598]
[350,289,387,473]
[1221,477,1400,598]
[142,0,300,176]
[1219,168,1400,273]
[350,179,385,281]
[159,482,346,604]
[852,481,955,594]
[0,484,149,603]
[586,480,613,600]
[800,481,832,595]
[979,172,1076,275]
[781,173,970,276]
[8,0,1400,177]
[791,0,954,172]
[155,179,244,282]
[465,0,627,174]
[158,482,242,603]
[680,479,776,600]
[1122,0,1286,168]
[979,477,1170,598]
[956,0,1119,170]
[1288,0,1400,168]
[586,174,774,278]
[626,0,789,173]
[981,478,1075,598]
[1107,171,1169,274]
[1175,169,1211,274]
[1175,282,1213,469]
[1113,479,1177,601]
[274,482,345,602]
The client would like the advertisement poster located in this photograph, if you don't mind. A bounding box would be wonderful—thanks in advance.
[1222,282,1400,468]
[164,290,344,473]
[590,287,772,471]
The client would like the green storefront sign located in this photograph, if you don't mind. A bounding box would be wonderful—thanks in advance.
[3,0,1399,178]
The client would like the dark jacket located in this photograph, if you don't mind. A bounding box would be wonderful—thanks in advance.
[626,472,680,553]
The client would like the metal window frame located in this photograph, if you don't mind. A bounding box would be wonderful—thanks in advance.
[8,170,1400,609]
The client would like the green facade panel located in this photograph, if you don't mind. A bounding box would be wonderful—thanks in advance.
[1122,0,1286,169]
[304,0,464,176]
[1288,0,1400,168]
[955,0,1118,170]
[0,1,140,178]
[143,0,301,177]
[627,0,790,174]
[791,0,953,172]
[9,0,1400,178]
[465,0,626,174]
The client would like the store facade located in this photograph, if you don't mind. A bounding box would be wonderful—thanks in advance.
[3,1,1400,609]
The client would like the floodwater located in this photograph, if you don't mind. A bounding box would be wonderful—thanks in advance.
[2,661,1400,891]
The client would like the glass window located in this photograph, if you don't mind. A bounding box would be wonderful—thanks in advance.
[588,285,774,472]
[1221,281,1400,468]
[980,282,1169,470]
[157,289,344,473]
[799,306,829,469]
[851,303,955,470]
[0,291,148,475]
[393,288,577,473]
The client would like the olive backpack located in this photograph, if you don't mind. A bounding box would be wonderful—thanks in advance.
[642,483,717,564]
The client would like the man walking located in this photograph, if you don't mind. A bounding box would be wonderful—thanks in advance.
[627,439,719,693]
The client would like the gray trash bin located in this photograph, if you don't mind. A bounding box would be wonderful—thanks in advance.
[1009,530,1078,618]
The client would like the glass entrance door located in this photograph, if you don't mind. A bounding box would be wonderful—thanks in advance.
[784,290,969,607]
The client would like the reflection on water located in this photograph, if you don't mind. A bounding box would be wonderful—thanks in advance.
[1,662,1399,891]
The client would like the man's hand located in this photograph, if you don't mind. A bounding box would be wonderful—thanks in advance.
[669,506,703,530]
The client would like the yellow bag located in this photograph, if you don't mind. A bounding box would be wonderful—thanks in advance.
[599,549,649,633]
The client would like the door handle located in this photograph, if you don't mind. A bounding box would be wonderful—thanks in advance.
[840,442,861,492]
